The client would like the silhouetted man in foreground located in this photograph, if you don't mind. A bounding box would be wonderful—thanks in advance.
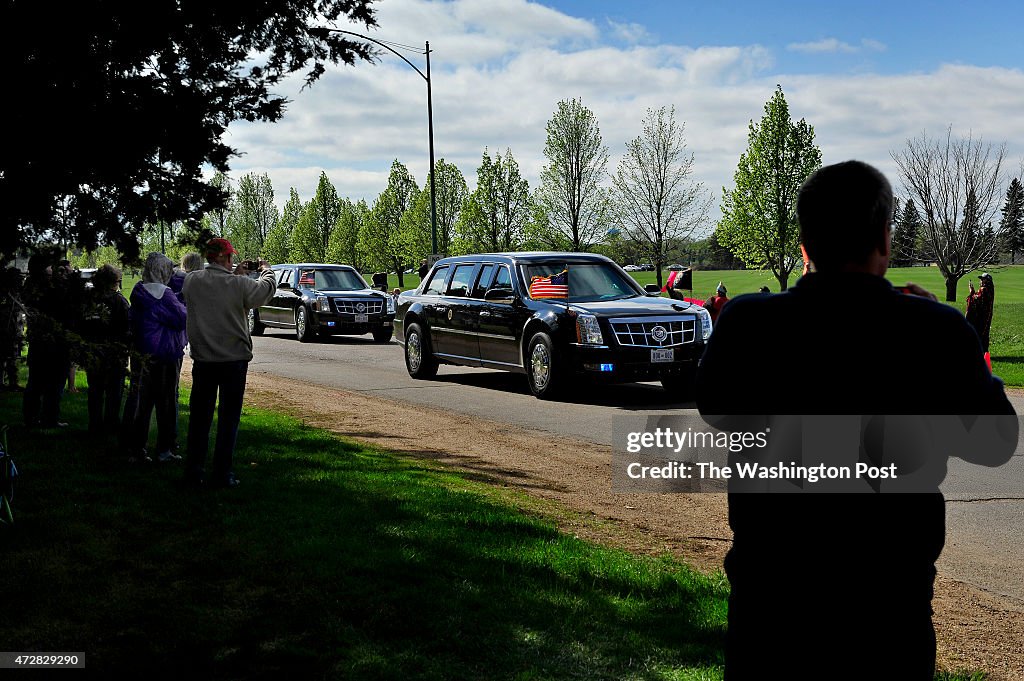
[697,161,1015,679]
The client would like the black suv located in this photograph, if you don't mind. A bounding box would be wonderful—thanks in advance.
[394,252,712,398]
[249,263,395,343]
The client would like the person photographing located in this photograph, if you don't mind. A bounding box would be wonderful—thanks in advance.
[182,238,275,488]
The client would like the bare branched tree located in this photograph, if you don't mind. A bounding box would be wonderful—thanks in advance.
[892,127,1005,301]
[613,106,711,288]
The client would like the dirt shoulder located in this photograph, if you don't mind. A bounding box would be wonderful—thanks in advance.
[215,366,1024,679]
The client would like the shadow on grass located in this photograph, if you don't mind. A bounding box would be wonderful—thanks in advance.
[0,386,726,680]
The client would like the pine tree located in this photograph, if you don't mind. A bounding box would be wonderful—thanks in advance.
[892,199,922,267]
[999,177,1024,264]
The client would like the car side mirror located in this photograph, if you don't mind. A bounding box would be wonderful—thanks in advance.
[484,287,515,302]
[277,282,291,289]
[644,284,662,295]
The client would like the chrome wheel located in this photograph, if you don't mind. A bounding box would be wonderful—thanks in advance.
[247,309,255,333]
[407,331,422,372]
[531,341,551,391]
[296,308,306,337]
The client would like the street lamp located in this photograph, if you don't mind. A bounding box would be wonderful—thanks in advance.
[327,30,438,257]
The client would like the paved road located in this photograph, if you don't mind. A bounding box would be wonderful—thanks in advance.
[250,330,1024,604]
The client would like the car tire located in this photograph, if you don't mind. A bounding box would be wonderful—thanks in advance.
[526,331,564,399]
[372,327,394,344]
[248,308,265,336]
[295,306,315,343]
[404,322,438,379]
[661,365,697,401]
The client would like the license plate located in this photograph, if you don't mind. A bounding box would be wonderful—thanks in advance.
[355,314,368,323]
[651,348,674,363]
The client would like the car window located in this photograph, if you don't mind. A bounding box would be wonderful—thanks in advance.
[492,265,513,292]
[276,269,292,286]
[524,263,639,303]
[308,269,366,291]
[446,264,476,297]
[471,264,495,298]
[423,266,449,295]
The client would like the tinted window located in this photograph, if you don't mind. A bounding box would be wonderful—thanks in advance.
[423,266,449,295]
[471,264,495,298]
[492,265,513,291]
[447,264,476,297]
[296,268,366,291]
[524,263,638,303]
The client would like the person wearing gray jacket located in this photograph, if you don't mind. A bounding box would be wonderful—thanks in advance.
[182,238,275,488]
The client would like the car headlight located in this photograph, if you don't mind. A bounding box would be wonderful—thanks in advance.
[386,295,396,314]
[576,313,604,345]
[314,295,328,312]
[696,307,712,340]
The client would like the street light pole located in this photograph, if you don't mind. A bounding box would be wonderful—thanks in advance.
[326,30,438,258]
[426,41,437,256]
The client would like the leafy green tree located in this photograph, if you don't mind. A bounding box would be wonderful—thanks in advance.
[457,150,529,253]
[404,159,468,259]
[999,177,1024,264]
[718,86,821,290]
[2,1,376,261]
[535,98,610,252]
[288,172,340,262]
[613,106,711,289]
[227,172,279,259]
[262,188,301,264]
[364,161,417,287]
[326,198,369,268]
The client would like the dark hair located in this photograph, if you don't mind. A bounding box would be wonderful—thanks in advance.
[797,160,893,271]
[92,263,121,291]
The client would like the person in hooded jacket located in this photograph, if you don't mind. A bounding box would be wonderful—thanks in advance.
[124,253,187,462]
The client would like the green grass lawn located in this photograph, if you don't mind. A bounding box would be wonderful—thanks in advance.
[0,382,729,679]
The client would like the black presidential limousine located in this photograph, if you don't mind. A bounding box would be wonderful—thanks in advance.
[394,252,712,399]
[248,263,395,343]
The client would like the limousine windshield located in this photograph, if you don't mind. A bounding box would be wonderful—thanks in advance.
[524,263,640,303]
[296,268,366,291]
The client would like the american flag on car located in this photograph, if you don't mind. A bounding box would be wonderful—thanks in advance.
[298,270,315,285]
[529,269,569,299]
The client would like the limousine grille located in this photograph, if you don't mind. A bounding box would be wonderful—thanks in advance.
[609,316,696,348]
[333,298,384,315]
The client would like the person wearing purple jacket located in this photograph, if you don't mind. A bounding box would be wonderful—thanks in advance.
[124,253,187,463]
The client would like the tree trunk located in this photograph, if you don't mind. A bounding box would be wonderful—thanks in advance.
[655,264,663,290]
[945,277,958,302]
[777,271,789,291]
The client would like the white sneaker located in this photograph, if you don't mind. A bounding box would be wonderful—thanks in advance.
[157,451,182,462]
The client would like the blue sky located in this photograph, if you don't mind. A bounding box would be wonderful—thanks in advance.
[225,0,1024,228]
[546,0,1023,73]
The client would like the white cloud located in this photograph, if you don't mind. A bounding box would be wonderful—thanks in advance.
[223,1,1024,226]
[607,19,652,45]
[787,37,887,54]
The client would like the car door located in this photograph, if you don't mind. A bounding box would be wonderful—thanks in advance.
[418,264,451,348]
[433,263,481,365]
[476,264,524,369]
[261,267,292,324]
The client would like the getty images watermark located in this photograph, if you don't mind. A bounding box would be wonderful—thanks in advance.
[611,415,1022,494]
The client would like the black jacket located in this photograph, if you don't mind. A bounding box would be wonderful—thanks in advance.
[696,272,1015,678]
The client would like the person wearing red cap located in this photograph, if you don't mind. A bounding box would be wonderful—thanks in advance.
[181,238,275,488]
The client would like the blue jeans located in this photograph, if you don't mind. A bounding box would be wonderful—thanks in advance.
[185,360,248,483]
